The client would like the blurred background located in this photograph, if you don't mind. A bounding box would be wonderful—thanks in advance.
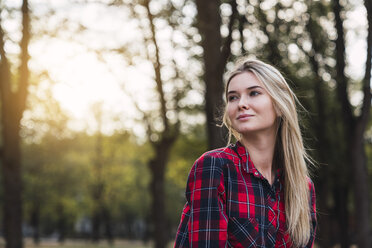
[0,0,371,247]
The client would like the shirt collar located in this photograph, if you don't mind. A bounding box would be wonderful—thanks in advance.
[234,141,283,179]
[234,141,256,174]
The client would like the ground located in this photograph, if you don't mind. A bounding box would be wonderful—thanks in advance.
[0,239,174,248]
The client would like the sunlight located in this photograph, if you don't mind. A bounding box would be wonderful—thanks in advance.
[28,2,156,135]
[25,0,368,137]
[32,39,129,116]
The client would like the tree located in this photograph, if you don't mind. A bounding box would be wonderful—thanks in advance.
[195,0,238,149]
[331,1,372,247]
[113,1,201,247]
[0,1,31,247]
[89,102,114,243]
[134,1,181,246]
[165,124,207,233]
[22,83,71,244]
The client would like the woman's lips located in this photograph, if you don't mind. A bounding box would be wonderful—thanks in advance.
[237,114,254,120]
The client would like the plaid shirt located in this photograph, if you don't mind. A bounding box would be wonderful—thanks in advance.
[174,141,316,248]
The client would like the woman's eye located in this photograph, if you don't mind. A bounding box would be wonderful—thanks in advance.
[228,95,238,101]
[250,91,260,96]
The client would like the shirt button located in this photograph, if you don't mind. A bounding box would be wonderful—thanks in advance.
[254,172,259,176]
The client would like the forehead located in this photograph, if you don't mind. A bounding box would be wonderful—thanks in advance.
[227,71,264,91]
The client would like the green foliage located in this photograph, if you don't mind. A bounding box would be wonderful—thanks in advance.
[22,130,152,237]
[97,132,151,221]
[23,133,89,235]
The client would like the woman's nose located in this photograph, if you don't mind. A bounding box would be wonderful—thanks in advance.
[238,96,249,109]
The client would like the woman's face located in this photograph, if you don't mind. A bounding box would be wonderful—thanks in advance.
[226,72,278,136]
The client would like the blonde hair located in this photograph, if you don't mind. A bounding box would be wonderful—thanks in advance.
[223,58,313,247]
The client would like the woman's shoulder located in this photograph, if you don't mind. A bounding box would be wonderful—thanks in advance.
[184,147,234,201]
[191,145,236,171]
[195,145,236,163]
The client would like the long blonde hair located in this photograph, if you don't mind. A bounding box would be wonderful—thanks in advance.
[223,58,313,247]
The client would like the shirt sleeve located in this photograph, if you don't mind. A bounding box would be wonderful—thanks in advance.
[177,154,228,248]
[305,179,317,248]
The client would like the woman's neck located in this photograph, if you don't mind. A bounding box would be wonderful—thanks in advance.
[241,131,277,185]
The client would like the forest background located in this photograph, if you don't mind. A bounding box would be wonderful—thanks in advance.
[0,0,371,248]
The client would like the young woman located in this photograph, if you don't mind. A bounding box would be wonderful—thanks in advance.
[174,58,317,248]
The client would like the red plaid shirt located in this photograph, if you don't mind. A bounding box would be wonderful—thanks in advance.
[174,141,317,248]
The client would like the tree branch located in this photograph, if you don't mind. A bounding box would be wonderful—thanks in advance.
[238,14,247,55]
[125,84,156,145]
[254,4,292,77]
[358,0,372,128]
[333,0,354,129]
[16,0,31,120]
[169,34,185,138]
[0,12,12,98]
[219,0,238,72]
[143,0,169,132]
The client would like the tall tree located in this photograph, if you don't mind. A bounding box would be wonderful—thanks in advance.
[121,0,196,247]
[297,1,351,246]
[90,103,105,242]
[195,0,238,149]
[140,1,180,246]
[90,102,113,244]
[0,1,31,247]
[333,0,372,247]
[22,84,71,245]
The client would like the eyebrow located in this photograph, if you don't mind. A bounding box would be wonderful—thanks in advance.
[227,85,263,95]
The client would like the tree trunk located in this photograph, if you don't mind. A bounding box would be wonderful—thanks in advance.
[149,137,176,248]
[352,0,372,245]
[91,114,104,243]
[333,0,354,130]
[139,2,181,247]
[31,204,40,245]
[305,11,351,246]
[333,184,350,248]
[312,55,338,248]
[103,207,113,245]
[91,179,104,242]
[332,1,371,247]
[351,126,370,248]
[57,205,66,244]
[91,182,104,242]
[238,15,246,55]
[316,185,333,248]
[91,202,102,242]
[195,0,228,149]
[1,120,23,248]
[0,1,30,247]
